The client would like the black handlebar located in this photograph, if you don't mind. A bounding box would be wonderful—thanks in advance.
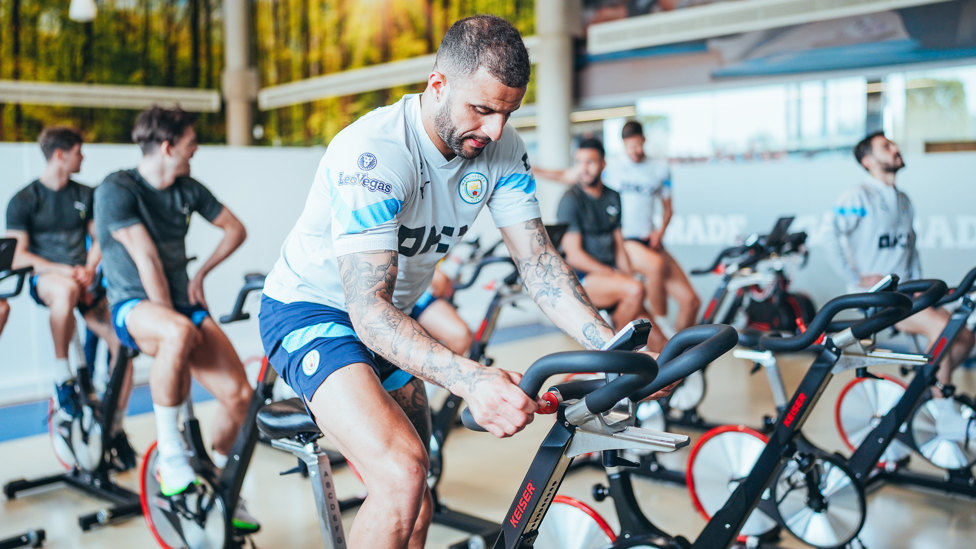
[219,273,266,324]
[460,351,659,431]
[690,244,753,275]
[0,266,34,300]
[760,291,913,352]
[452,256,515,291]
[895,279,949,319]
[631,325,739,401]
[937,266,976,306]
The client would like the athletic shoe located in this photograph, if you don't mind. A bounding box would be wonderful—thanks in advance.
[109,432,137,472]
[54,380,80,418]
[231,498,261,533]
[155,450,198,497]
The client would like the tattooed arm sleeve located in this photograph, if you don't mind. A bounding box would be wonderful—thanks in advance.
[338,250,498,395]
[500,218,616,350]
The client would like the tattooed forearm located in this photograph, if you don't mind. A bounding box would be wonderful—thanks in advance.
[503,218,615,350]
[582,323,608,349]
[337,251,501,396]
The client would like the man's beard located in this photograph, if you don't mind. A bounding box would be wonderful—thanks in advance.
[883,153,905,173]
[434,93,485,160]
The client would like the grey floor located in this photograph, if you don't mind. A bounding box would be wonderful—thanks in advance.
[2,332,976,548]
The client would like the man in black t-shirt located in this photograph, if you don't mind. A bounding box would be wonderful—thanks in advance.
[553,138,663,350]
[5,127,133,437]
[94,107,256,530]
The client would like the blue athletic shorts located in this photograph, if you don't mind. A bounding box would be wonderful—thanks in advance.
[110,299,210,352]
[259,295,414,404]
[410,290,436,320]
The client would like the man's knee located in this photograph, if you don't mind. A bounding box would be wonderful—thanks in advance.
[370,450,429,521]
[159,316,198,350]
[0,300,9,317]
[45,280,81,311]
[624,278,645,301]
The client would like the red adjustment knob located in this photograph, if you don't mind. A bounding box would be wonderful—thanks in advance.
[538,392,560,414]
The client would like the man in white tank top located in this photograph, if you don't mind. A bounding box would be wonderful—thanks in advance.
[825,133,974,395]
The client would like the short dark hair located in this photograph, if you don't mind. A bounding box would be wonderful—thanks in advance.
[577,137,605,159]
[38,126,83,160]
[854,131,886,167]
[132,106,197,154]
[434,15,530,89]
[621,121,644,139]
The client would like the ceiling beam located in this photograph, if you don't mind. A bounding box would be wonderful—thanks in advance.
[587,0,954,55]
[0,80,221,112]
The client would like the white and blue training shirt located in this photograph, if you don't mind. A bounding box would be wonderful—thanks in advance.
[263,94,541,313]
[602,155,671,240]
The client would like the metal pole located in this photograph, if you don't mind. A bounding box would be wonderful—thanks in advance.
[223,0,256,145]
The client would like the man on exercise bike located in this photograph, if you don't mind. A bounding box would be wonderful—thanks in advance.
[825,132,975,395]
[260,16,673,549]
[94,107,257,531]
[549,138,666,351]
[5,126,135,462]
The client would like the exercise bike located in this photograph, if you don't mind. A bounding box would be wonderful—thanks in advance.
[538,278,919,549]
[615,217,814,486]
[833,265,976,498]
[255,319,739,549]
[4,275,142,532]
[137,277,365,549]
[0,245,46,549]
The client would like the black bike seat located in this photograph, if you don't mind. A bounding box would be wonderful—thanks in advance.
[256,398,321,440]
[244,273,267,284]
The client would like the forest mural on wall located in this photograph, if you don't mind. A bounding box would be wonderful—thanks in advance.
[0,0,533,145]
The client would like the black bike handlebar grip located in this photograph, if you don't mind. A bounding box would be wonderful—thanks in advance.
[690,245,751,275]
[937,266,976,306]
[461,350,659,432]
[452,256,514,291]
[547,379,606,401]
[896,279,948,317]
[760,292,912,352]
[0,266,34,299]
[631,325,738,401]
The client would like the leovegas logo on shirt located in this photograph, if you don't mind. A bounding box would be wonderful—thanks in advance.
[509,481,535,528]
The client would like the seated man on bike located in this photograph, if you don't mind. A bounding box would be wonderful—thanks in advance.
[552,138,666,351]
[825,132,975,395]
[5,126,135,456]
[94,107,257,530]
[536,123,700,333]
[260,16,672,549]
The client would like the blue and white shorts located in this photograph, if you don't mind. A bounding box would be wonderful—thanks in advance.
[110,299,209,352]
[259,295,413,404]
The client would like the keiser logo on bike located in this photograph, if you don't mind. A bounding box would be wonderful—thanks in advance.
[783,392,807,427]
[508,481,535,529]
[337,172,393,194]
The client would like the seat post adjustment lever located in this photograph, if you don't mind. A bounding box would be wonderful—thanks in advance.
[602,450,639,469]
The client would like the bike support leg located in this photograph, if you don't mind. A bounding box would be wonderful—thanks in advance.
[272,438,348,549]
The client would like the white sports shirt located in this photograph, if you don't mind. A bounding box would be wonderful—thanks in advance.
[263,94,541,313]
[602,155,672,240]
[824,175,921,292]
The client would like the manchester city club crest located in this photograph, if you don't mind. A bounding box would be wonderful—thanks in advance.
[358,152,377,171]
[458,172,488,204]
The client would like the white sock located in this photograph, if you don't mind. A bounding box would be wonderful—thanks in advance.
[153,403,195,490]
[52,358,72,386]
[212,450,229,469]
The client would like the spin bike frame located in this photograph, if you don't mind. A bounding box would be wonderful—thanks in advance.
[482,323,739,549]
[599,286,917,549]
[851,267,976,496]
[3,274,142,532]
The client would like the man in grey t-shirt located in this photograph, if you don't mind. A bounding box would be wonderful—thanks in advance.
[5,127,133,444]
[551,138,664,350]
[94,107,256,530]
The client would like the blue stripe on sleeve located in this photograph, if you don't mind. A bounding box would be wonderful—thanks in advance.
[497,173,537,195]
[834,206,867,217]
[330,192,403,233]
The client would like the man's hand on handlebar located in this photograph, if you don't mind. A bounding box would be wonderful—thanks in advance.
[460,367,541,439]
